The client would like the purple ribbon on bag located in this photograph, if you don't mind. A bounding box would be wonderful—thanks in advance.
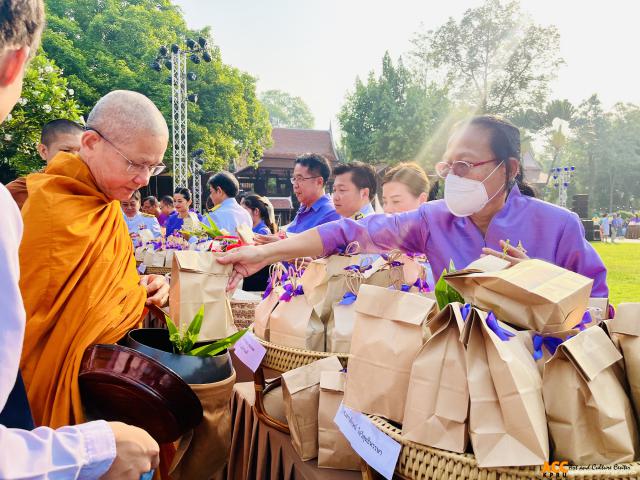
[151,240,162,251]
[279,283,304,302]
[461,303,471,321]
[573,310,592,331]
[485,311,515,341]
[343,264,372,273]
[262,281,274,300]
[338,292,357,305]
[532,334,563,360]
[413,277,431,293]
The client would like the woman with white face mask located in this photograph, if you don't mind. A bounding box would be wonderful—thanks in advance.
[218,115,608,298]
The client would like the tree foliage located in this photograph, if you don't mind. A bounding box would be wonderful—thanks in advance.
[0,51,83,182]
[38,0,271,172]
[409,0,562,116]
[260,90,315,129]
[562,96,640,213]
[338,52,449,165]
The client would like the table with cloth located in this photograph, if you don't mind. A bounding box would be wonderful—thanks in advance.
[225,381,363,480]
[626,224,640,239]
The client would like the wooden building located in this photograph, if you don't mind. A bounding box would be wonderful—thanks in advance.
[234,127,340,224]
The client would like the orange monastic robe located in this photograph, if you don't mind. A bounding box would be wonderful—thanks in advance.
[19,152,146,428]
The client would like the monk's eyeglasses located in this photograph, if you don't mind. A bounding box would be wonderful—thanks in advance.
[85,126,166,176]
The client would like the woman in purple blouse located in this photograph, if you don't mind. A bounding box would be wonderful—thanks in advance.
[219,116,608,297]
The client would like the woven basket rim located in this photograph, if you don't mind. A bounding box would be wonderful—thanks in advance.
[368,415,640,477]
[255,334,351,361]
[250,326,350,361]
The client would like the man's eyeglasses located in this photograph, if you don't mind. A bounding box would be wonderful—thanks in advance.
[85,126,166,176]
[435,159,499,179]
[290,176,321,185]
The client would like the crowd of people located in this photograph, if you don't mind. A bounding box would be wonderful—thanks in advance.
[592,212,640,242]
[0,1,611,479]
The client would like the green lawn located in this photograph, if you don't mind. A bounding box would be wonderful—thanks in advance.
[591,242,640,305]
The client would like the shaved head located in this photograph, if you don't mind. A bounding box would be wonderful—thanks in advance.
[86,90,168,144]
[80,90,169,201]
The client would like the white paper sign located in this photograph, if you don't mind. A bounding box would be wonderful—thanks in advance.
[334,403,401,479]
[233,332,266,372]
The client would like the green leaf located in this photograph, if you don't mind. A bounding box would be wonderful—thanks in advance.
[434,269,449,310]
[187,305,204,339]
[188,328,248,357]
[165,314,179,337]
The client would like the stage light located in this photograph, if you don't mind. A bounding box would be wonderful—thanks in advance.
[186,38,197,49]
[192,148,205,157]
[187,72,197,81]
[171,43,179,54]
[198,37,207,48]
[190,54,201,64]
[202,51,212,63]
[188,93,198,103]
[164,59,172,70]
[150,61,161,72]
[159,45,168,56]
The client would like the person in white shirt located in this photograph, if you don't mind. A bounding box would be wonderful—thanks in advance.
[0,1,158,478]
[204,171,253,236]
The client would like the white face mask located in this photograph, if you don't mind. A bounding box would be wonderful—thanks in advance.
[444,161,505,217]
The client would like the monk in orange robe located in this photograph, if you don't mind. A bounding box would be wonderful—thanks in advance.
[19,90,170,429]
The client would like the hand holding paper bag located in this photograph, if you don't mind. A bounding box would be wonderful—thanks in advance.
[446,259,593,333]
[169,251,235,341]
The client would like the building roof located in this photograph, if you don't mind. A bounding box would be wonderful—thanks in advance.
[236,127,339,176]
[264,128,339,163]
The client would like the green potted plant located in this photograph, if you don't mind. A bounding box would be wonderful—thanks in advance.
[126,306,246,384]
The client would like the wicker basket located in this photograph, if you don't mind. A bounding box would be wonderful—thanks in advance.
[368,415,640,480]
[135,261,171,276]
[254,335,350,373]
[230,299,259,330]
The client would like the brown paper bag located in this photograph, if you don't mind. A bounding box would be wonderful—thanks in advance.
[269,274,324,351]
[169,251,235,341]
[318,371,360,470]
[466,308,549,467]
[445,259,593,333]
[527,329,578,376]
[253,264,287,341]
[164,249,174,268]
[301,252,361,322]
[170,370,236,480]
[543,326,639,464]
[326,271,363,354]
[143,249,166,267]
[343,284,436,423]
[402,302,469,453]
[610,303,640,427]
[281,356,343,461]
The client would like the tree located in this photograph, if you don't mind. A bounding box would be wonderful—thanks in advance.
[561,97,640,213]
[409,0,563,116]
[0,51,83,182]
[40,0,271,172]
[260,90,315,129]
[338,52,449,165]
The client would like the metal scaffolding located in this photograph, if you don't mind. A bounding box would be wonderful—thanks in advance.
[153,39,211,212]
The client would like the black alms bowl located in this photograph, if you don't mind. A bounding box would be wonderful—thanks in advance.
[126,328,233,384]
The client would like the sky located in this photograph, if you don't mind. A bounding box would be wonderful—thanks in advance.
[172,0,640,130]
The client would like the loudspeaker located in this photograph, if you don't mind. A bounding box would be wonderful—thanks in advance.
[582,219,594,241]
[572,194,589,219]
